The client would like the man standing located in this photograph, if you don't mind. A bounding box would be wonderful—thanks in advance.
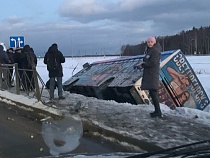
[44,43,65,100]
[0,45,10,88]
[14,48,23,88]
[6,48,15,87]
[21,45,37,91]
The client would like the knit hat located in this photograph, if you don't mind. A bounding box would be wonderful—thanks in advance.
[51,43,58,49]
[147,37,156,43]
[9,48,14,51]
[15,48,22,52]
[52,43,57,47]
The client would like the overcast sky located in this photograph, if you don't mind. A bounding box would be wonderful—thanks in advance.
[1,0,210,56]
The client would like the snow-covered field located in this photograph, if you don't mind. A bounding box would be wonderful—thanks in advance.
[36,54,210,110]
[36,56,118,85]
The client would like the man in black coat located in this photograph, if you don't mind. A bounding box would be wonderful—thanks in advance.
[6,48,15,87]
[21,45,37,91]
[44,43,65,100]
[0,45,9,64]
[14,48,23,88]
[135,37,162,118]
[0,45,10,87]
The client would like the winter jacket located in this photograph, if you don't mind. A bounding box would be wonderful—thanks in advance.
[0,45,9,64]
[7,51,14,64]
[44,44,65,77]
[14,49,23,69]
[21,45,37,69]
[141,43,162,90]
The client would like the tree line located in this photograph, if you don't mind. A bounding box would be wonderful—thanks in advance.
[121,25,210,56]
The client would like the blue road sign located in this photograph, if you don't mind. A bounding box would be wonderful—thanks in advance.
[10,36,24,48]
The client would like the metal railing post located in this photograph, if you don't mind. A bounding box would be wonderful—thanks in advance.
[14,63,20,94]
[33,67,41,101]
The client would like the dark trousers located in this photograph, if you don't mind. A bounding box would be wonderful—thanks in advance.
[8,67,13,87]
[149,89,162,114]
[22,70,34,91]
[27,70,34,90]
[49,77,63,99]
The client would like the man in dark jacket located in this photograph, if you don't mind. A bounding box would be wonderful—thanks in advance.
[6,48,15,87]
[0,45,10,87]
[0,45,9,64]
[44,43,65,100]
[135,37,162,118]
[14,48,23,88]
[21,45,37,91]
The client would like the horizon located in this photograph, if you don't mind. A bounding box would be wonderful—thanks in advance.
[1,1,210,57]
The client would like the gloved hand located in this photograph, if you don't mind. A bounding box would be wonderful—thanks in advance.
[140,62,145,68]
[133,64,142,69]
[134,62,145,69]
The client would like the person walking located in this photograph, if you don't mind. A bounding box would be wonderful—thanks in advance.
[44,43,65,100]
[135,37,162,118]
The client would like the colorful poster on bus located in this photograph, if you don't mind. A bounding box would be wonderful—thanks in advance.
[159,50,210,110]
[157,80,177,109]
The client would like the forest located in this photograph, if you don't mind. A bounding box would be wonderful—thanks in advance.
[121,25,210,56]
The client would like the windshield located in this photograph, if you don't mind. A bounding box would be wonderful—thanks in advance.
[1,1,210,158]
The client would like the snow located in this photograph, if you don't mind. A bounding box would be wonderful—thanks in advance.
[0,55,210,158]
[36,56,116,84]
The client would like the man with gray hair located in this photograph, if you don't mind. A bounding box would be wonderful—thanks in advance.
[0,45,10,88]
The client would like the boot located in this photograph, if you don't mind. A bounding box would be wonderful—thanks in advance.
[150,111,157,115]
[59,96,65,100]
[150,112,163,118]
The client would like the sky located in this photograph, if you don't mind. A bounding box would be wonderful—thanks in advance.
[1,0,210,57]
[0,55,210,157]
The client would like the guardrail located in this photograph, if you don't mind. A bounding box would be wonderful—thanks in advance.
[0,63,46,102]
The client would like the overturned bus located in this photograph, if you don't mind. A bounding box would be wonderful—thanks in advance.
[63,49,210,111]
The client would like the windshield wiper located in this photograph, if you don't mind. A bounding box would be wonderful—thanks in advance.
[127,140,210,158]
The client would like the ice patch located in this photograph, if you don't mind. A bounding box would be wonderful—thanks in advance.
[42,113,83,156]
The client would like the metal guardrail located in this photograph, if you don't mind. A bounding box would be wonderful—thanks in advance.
[0,63,46,102]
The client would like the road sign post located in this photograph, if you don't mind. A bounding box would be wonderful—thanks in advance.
[10,36,24,48]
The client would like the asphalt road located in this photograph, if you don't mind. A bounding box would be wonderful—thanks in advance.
[0,102,131,158]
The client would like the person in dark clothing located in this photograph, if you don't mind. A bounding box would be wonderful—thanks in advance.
[29,47,37,90]
[0,45,10,87]
[44,43,65,100]
[135,37,162,118]
[45,79,58,89]
[0,45,10,64]
[21,45,37,69]
[14,48,23,69]
[6,48,15,87]
[14,48,23,87]
[21,45,37,91]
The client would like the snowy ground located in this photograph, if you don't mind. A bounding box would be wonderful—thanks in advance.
[0,55,210,158]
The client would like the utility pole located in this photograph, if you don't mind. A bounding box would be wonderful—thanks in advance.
[194,32,198,55]
[191,39,195,55]
[162,37,165,51]
[207,36,209,54]
[70,33,73,58]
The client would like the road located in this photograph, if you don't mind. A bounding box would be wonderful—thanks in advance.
[0,102,132,158]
